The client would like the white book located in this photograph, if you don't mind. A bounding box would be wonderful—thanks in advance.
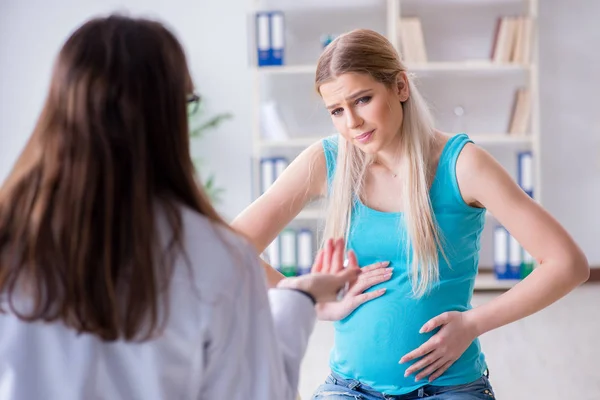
[256,13,270,66]
[260,158,275,194]
[270,12,285,64]
[280,229,297,276]
[267,236,281,271]
[260,101,289,141]
[518,151,534,197]
[297,230,313,275]
[520,17,534,64]
[274,157,288,180]
[508,234,522,278]
[493,226,509,277]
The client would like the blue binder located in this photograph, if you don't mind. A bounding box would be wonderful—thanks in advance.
[269,11,285,66]
[508,234,522,280]
[518,151,533,198]
[493,225,510,280]
[297,229,313,276]
[260,157,275,194]
[255,11,285,66]
[255,12,271,67]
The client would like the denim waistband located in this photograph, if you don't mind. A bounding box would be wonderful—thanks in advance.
[327,369,491,400]
[327,372,392,399]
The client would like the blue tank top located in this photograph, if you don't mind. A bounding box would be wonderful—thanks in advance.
[322,133,487,395]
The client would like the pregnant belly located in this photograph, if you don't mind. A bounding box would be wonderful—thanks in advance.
[330,283,469,392]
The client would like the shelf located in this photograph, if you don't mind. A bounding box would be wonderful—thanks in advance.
[260,137,325,148]
[257,0,383,11]
[400,0,528,7]
[474,270,520,291]
[255,62,530,75]
[260,134,532,149]
[470,134,533,145]
[297,208,325,220]
[407,61,530,73]
[256,65,315,74]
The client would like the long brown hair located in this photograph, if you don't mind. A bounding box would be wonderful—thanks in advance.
[0,15,227,341]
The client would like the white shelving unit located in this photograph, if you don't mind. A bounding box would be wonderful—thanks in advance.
[261,134,533,149]
[255,61,530,75]
[249,0,540,290]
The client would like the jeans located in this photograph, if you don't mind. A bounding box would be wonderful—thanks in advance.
[311,371,496,399]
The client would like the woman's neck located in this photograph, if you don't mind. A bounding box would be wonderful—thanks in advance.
[373,132,403,176]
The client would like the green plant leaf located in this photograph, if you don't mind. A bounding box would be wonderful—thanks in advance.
[188,101,231,205]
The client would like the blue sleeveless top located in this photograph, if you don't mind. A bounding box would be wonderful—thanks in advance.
[322,133,487,395]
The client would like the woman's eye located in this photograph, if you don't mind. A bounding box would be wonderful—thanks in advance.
[356,96,371,105]
[331,108,343,116]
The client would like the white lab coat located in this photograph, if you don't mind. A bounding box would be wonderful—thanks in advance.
[0,206,316,399]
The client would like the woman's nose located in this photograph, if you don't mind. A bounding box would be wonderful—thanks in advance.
[346,110,363,129]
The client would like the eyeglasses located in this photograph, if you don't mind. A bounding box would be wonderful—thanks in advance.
[187,93,201,115]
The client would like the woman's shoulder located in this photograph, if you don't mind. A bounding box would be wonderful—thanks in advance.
[433,131,493,208]
[432,131,485,167]
[322,134,338,151]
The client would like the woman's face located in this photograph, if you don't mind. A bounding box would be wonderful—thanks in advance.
[319,72,409,154]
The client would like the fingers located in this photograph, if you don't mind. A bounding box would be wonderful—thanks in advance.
[323,239,334,273]
[360,260,390,273]
[336,265,361,287]
[428,360,453,382]
[341,250,360,287]
[414,356,447,382]
[399,339,436,364]
[330,238,345,273]
[404,352,441,378]
[420,312,449,334]
[311,250,325,274]
[346,250,359,269]
[348,288,387,310]
[348,268,393,295]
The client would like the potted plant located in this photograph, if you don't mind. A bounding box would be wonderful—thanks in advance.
[188,95,232,204]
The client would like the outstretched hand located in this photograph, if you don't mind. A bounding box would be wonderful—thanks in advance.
[312,238,392,321]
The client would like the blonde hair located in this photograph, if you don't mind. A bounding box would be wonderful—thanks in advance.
[315,29,445,297]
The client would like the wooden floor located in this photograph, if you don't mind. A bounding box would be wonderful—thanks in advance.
[299,283,600,400]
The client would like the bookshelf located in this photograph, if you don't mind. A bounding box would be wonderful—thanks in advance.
[256,61,530,75]
[249,0,540,291]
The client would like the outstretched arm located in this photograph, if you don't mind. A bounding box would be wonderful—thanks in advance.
[401,143,589,381]
[232,141,327,288]
[456,143,589,334]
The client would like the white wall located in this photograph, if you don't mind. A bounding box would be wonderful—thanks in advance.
[1,0,599,264]
[0,0,253,221]
[538,0,600,266]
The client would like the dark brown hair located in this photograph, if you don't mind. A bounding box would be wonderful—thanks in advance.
[0,15,227,341]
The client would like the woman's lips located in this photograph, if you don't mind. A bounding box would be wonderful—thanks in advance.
[355,129,374,144]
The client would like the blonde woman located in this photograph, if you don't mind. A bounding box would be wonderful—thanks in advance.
[232,29,589,399]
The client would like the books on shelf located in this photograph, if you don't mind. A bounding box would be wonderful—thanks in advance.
[396,15,532,66]
[493,225,535,281]
[261,157,289,194]
[508,88,531,135]
[517,150,534,198]
[255,11,285,66]
[491,149,535,281]
[265,228,314,277]
[398,17,427,64]
[251,4,540,290]
[491,16,534,64]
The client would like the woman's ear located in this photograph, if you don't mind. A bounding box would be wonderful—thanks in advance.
[396,72,410,102]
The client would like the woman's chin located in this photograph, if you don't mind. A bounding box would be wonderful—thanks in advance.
[353,139,380,154]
